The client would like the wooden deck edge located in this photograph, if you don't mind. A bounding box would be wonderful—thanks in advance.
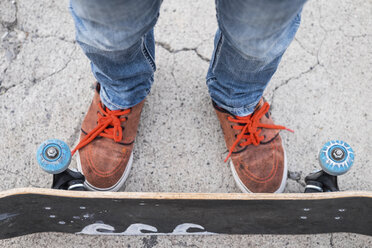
[0,187,372,200]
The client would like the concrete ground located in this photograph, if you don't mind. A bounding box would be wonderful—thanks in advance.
[1,0,371,247]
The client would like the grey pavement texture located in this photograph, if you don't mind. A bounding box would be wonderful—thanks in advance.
[0,0,371,247]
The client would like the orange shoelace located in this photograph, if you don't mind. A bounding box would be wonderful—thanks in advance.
[71,103,130,156]
[224,102,293,162]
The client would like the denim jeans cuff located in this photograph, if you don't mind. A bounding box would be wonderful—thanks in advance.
[100,88,125,110]
[100,86,147,110]
[213,98,261,117]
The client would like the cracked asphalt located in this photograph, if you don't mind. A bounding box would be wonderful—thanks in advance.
[1,0,371,247]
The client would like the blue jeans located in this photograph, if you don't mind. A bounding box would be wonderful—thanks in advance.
[70,0,306,116]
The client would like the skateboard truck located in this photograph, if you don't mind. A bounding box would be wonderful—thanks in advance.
[52,168,85,191]
[305,140,355,193]
[37,139,86,191]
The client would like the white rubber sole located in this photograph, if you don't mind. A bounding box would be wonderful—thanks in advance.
[230,143,288,194]
[76,150,133,192]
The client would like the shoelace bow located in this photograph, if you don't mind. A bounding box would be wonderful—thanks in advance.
[71,103,131,156]
[224,102,293,162]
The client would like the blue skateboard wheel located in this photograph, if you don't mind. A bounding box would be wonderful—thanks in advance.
[319,140,354,176]
[36,139,71,174]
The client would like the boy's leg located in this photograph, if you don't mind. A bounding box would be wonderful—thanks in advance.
[69,0,162,191]
[209,0,307,193]
[70,0,161,109]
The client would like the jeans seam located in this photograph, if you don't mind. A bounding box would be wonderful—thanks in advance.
[213,0,225,70]
[207,31,223,81]
[141,37,156,73]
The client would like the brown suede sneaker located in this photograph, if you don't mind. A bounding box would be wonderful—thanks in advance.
[214,99,293,193]
[71,83,144,191]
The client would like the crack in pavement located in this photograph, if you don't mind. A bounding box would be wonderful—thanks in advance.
[156,41,210,62]
[270,1,328,107]
[0,45,77,96]
[271,60,320,108]
[0,79,25,96]
[1,1,75,88]
[33,47,77,84]
[294,37,317,57]
[30,34,76,44]
[0,56,72,95]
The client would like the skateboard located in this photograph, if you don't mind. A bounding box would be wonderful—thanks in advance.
[0,140,366,240]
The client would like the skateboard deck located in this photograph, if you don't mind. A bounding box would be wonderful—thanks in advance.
[1,188,371,239]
